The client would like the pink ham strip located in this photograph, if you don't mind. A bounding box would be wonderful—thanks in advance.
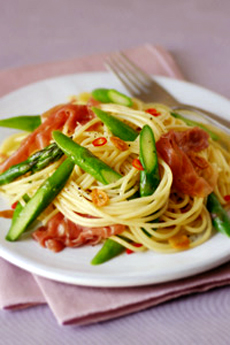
[33,212,126,252]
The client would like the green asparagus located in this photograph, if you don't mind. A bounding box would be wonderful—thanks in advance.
[92,107,138,141]
[11,194,30,227]
[92,88,133,107]
[207,192,230,237]
[53,131,122,184]
[91,239,125,265]
[0,142,63,185]
[6,157,74,241]
[139,125,160,197]
[0,115,41,132]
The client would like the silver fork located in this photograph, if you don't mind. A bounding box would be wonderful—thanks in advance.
[105,52,230,134]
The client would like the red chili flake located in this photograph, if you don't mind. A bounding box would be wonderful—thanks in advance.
[11,201,18,209]
[92,137,107,147]
[224,195,230,202]
[145,108,161,117]
[132,158,144,170]
[126,243,143,255]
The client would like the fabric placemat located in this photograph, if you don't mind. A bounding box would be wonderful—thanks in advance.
[0,43,229,326]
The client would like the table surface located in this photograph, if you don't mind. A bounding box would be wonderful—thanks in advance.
[1,1,230,344]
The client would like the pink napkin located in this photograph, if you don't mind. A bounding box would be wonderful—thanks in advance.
[1,43,230,326]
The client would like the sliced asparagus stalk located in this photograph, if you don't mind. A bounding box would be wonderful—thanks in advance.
[92,88,133,107]
[0,115,41,132]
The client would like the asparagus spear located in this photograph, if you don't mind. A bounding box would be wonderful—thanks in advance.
[6,157,74,241]
[92,107,138,141]
[207,192,230,236]
[139,125,160,197]
[0,115,41,132]
[11,194,30,227]
[91,239,125,265]
[0,142,63,185]
[53,131,122,184]
[92,88,133,107]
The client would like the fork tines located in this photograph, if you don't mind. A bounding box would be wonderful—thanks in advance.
[105,52,153,96]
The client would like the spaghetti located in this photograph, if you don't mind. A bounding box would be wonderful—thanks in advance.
[0,91,230,258]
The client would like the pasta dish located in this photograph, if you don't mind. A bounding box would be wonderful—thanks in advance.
[0,88,229,264]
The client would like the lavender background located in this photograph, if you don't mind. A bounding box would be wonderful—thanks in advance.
[0,0,230,344]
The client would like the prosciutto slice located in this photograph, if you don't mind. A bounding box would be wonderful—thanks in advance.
[156,127,216,197]
[33,212,126,252]
[0,104,93,172]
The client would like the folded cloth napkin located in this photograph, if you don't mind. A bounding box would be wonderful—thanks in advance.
[0,44,184,98]
[1,43,230,326]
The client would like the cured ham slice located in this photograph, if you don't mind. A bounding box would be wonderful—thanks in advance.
[33,212,126,252]
[0,104,93,172]
[173,127,209,153]
[156,127,216,197]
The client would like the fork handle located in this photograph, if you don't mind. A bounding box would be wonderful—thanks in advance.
[172,104,230,135]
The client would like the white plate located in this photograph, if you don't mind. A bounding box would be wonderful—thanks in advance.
[0,72,230,287]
